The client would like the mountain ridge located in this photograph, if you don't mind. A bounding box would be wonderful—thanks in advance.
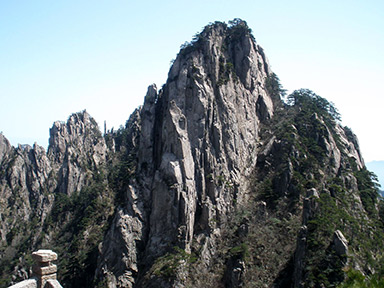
[1,19,383,288]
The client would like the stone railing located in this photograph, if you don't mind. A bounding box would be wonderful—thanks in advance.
[8,250,62,288]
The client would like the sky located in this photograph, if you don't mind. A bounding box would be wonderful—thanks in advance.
[0,1,383,183]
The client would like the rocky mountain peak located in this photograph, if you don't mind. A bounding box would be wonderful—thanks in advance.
[0,132,12,165]
[149,20,275,234]
[169,20,272,101]
[1,20,383,288]
[47,110,103,164]
[96,20,281,286]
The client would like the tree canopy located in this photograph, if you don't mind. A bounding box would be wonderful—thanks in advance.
[287,89,341,122]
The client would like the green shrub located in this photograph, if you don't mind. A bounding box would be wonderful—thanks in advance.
[337,268,384,288]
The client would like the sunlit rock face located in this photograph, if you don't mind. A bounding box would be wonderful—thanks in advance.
[0,110,107,286]
[0,20,377,288]
[97,21,278,287]
[48,111,107,196]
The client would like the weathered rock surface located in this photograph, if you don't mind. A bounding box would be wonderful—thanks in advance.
[48,111,107,196]
[96,20,276,287]
[0,110,107,286]
[333,230,348,257]
[1,20,382,288]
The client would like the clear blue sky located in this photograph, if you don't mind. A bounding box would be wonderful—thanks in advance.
[1,1,383,177]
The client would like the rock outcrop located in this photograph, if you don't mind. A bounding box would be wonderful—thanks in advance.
[0,110,108,286]
[333,230,348,257]
[97,20,276,287]
[1,20,383,288]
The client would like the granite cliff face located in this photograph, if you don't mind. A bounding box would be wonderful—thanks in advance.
[0,110,110,287]
[48,112,107,196]
[97,20,275,287]
[1,20,383,288]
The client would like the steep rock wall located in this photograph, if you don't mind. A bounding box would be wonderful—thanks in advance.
[0,111,108,286]
[97,21,277,287]
[1,20,382,288]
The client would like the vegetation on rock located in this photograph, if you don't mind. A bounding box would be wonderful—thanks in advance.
[0,20,383,288]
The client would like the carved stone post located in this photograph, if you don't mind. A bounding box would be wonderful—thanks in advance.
[31,250,58,288]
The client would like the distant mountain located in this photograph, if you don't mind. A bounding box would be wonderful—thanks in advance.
[366,160,384,189]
